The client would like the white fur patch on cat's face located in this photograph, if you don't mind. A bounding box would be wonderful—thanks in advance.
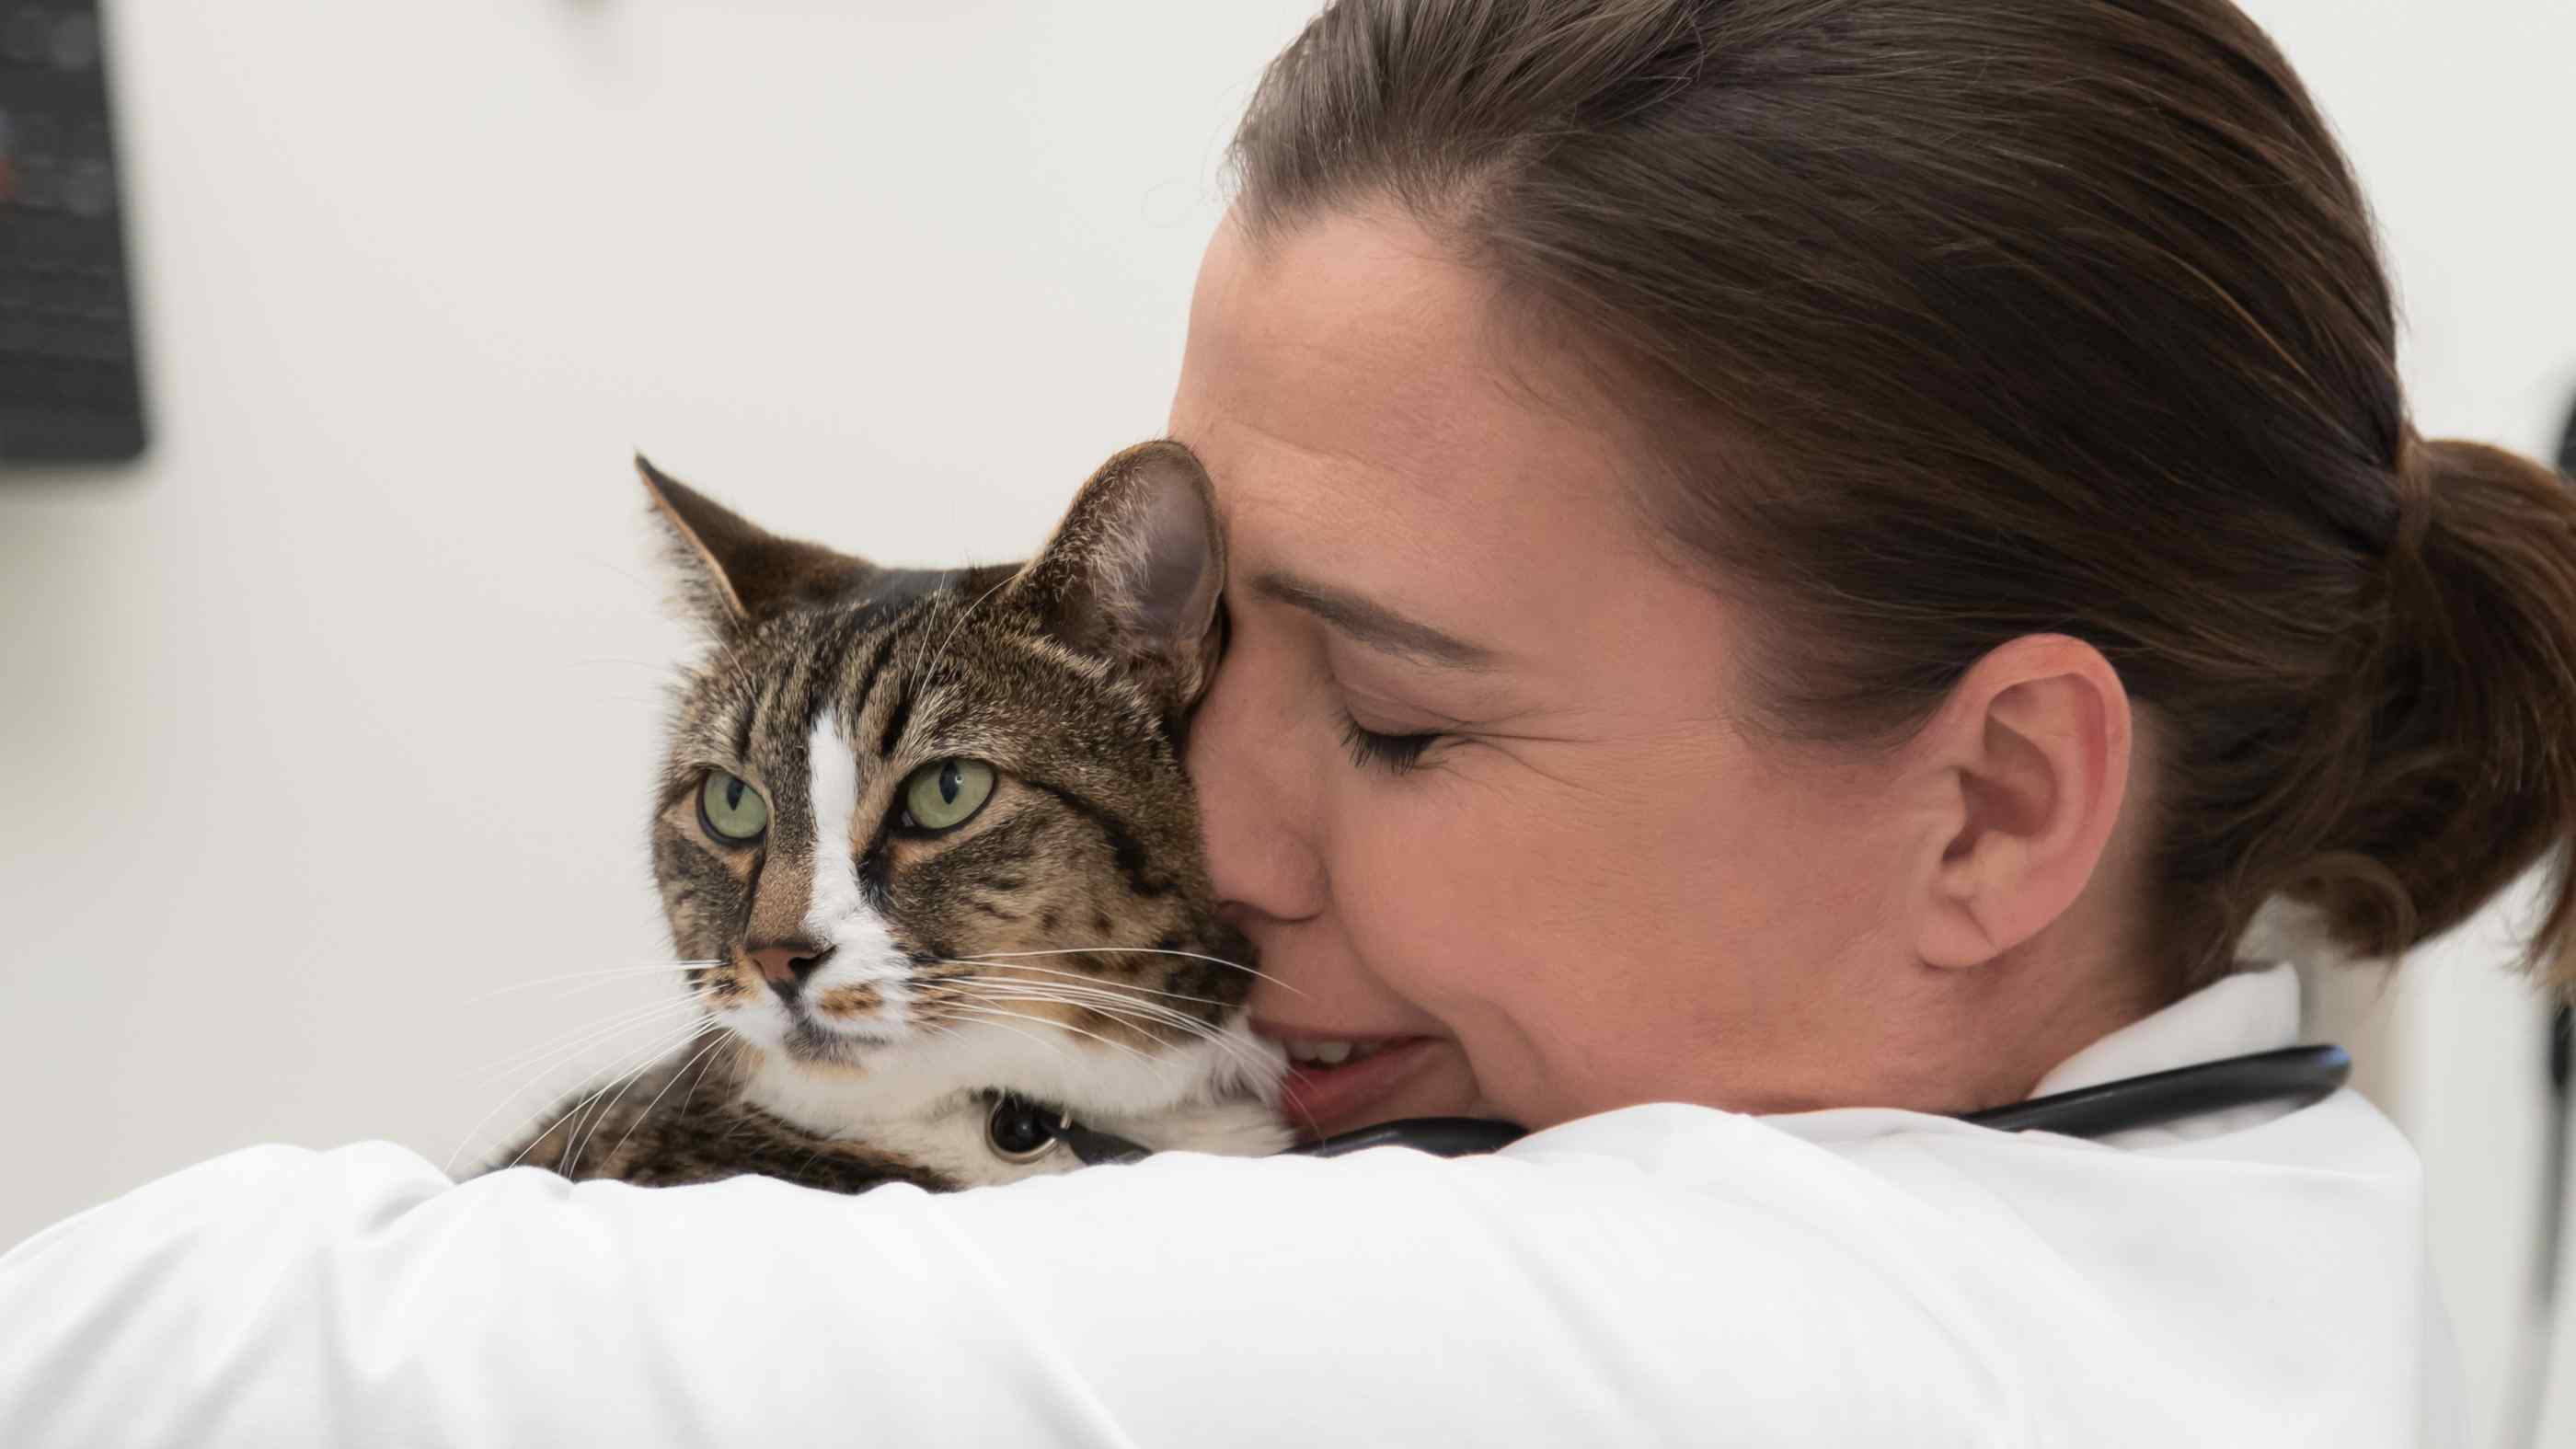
[793,715,916,1028]
[706,716,916,1055]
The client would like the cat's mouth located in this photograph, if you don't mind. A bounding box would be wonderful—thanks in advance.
[773,981,916,1046]
[699,960,915,1067]
[775,1013,896,1064]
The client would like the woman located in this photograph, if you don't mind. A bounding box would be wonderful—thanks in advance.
[2,0,2564,1443]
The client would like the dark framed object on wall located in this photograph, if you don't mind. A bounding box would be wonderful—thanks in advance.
[0,0,145,464]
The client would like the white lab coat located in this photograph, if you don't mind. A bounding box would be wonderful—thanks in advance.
[0,965,2463,1446]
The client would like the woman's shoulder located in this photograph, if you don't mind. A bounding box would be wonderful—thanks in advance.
[0,1108,2440,1447]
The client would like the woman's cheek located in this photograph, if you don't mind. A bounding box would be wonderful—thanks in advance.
[1328,775,1565,1013]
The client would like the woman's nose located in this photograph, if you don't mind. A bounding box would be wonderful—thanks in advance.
[1186,636,1328,926]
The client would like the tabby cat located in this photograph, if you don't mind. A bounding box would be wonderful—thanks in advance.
[478,442,1289,1192]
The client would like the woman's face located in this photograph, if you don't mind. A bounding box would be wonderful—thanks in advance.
[1169,211,1941,1137]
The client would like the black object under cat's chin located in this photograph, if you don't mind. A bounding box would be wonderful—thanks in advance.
[983,1094,1531,1167]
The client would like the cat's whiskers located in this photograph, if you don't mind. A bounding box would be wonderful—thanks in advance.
[931,972,1227,1041]
[546,1019,715,1180]
[937,1001,1177,1083]
[512,1015,723,1176]
[916,969,1225,1062]
[929,957,1245,1009]
[939,1006,1157,1097]
[926,984,1311,1144]
[587,1016,731,1175]
[447,1011,685,1178]
[452,1008,715,1179]
[1271,1083,1332,1147]
[953,945,1303,995]
[935,990,1314,1149]
[935,984,1202,1049]
[442,1041,650,1179]
[463,961,718,1006]
[477,993,701,1083]
[921,1004,1077,1070]
[932,976,1278,1081]
[675,1035,744,1121]
[475,1006,702,1099]
[570,1019,728,1179]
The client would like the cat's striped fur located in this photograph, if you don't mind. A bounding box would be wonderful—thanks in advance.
[483,443,1287,1192]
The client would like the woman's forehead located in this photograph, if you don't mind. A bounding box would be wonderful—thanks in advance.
[1168,212,1668,609]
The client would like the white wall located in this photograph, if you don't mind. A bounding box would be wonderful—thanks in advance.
[1,1,2569,1440]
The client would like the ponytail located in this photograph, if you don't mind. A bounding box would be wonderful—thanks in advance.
[2287,437,2576,993]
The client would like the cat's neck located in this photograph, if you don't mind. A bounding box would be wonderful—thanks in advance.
[728,1019,1289,1184]
[738,1014,1280,1129]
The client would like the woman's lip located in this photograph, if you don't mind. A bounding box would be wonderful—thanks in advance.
[1268,1036,1443,1141]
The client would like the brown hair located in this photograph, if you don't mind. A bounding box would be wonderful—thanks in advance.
[1228,0,2576,992]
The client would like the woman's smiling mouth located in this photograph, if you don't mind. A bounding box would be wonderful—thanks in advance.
[1254,1024,1446,1139]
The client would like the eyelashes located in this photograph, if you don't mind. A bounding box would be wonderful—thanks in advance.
[1339,714,1441,775]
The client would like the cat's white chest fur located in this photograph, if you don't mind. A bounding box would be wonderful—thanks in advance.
[739,1018,1291,1187]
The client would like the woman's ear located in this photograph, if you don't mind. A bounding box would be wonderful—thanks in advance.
[636,454,877,638]
[1006,440,1226,709]
[1904,635,2133,970]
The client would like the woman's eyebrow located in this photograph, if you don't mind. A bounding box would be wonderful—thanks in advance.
[1251,570,1499,671]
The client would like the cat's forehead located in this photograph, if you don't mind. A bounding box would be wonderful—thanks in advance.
[671,572,1145,769]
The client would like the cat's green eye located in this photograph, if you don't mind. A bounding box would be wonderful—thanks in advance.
[697,770,770,844]
[901,758,995,834]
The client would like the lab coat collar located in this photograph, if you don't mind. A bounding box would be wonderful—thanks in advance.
[1743,962,2317,1151]
[2028,961,2302,1098]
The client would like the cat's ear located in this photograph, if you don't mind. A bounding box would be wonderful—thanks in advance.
[1009,441,1225,707]
[636,454,873,636]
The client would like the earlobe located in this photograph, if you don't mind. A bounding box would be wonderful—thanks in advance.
[1912,637,2132,971]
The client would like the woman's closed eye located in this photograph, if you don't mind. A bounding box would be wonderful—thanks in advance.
[1340,713,1443,775]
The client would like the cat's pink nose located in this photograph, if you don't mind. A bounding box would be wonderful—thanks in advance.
[745,941,835,999]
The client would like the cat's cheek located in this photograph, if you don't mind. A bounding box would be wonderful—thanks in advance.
[696,966,755,1011]
[650,818,757,961]
[692,962,776,1039]
[809,983,888,1023]
[707,994,787,1053]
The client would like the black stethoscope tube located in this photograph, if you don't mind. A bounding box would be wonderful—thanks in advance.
[1955,1043,2350,1136]
[1041,1043,2353,1167]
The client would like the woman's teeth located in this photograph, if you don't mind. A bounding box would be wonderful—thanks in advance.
[1282,1040,1388,1068]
